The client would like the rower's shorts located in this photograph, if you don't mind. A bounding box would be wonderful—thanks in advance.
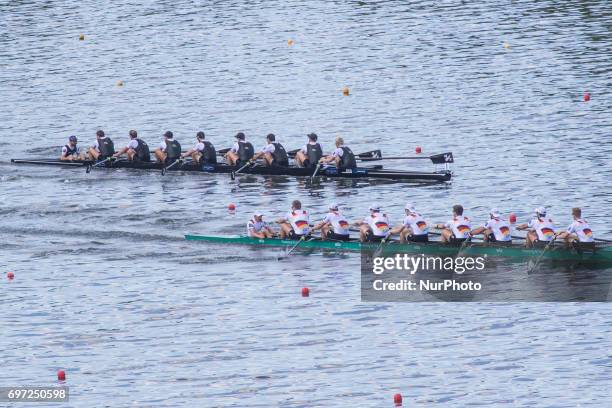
[486,233,497,242]
[326,231,350,241]
[272,159,289,167]
[449,236,468,245]
[407,234,428,243]
[288,231,310,241]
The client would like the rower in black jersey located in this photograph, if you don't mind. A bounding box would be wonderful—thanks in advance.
[225,132,255,166]
[294,133,323,168]
[60,135,85,161]
[252,133,289,166]
[319,136,356,170]
[113,130,151,162]
[181,131,217,164]
[87,130,115,161]
[154,131,182,164]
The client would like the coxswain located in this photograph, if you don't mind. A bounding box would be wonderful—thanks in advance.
[252,133,289,166]
[311,203,350,241]
[319,136,356,170]
[356,204,390,242]
[154,131,182,164]
[181,131,217,164]
[516,207,556,248]
[556,207,594,244]
[113,130,150,162]
[470,208,512,243]
[390,203,429,243]
[277,200,311,239]
[88,130,115,161]
[60,135,85,161]
[247,211,275,239]
[225,132,255,165]
[436,204,472,244]
[295,133,323,168]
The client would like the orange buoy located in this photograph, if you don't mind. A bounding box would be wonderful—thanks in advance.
[301,287,310,297]
[584,92,590,102]
[415,146,422,154]
[116,80,124,87]
[509,213,517,224]
[79,34,85,41]
[342,87,350,96]
[7,271,14,280]
[287,39,294,46]
[57,370,66,381]
[394,393,403,405]
[228,203,236,211]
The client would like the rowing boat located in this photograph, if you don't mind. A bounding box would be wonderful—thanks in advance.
[10,159,452,182]
[184,234,612,265]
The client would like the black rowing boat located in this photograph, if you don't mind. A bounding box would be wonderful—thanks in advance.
[10,158,452,182]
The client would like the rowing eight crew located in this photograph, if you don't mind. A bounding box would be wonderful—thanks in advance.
[247,203,595,247]
[60,130,357,170]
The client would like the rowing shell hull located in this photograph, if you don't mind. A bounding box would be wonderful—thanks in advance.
[10,159,452,182]
[184,235,612,264]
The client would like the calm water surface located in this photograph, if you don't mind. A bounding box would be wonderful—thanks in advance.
[1,1,611,406]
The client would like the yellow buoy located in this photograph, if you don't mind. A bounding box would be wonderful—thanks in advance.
[116,80,124,87]
[503,41,510,49]
[287,39,294,46]
[79,34,85,41]
[342,87,350,96]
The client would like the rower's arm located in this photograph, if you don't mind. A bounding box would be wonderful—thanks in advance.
[113,146,128,157]
[389,225,405,235]
[181,148,194,158]
[471,227,485,235]
[311,221,327,232]
[515,223,528,230]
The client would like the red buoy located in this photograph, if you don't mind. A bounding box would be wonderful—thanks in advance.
[584,92,590,102]
[57,370,66,381]
[228,203,236,211]
[394,393,403,405]
[509,213,517,224]
[415,146,422,154]
[7,272,14,280]
[301,287,310,297]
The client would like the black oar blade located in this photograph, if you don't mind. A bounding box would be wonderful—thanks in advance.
[430,152,453,164]
[217,147,231,155]
[358,149,382,159]
[287,149,300,159]
[85,164,92,174]
[230,172,236,180]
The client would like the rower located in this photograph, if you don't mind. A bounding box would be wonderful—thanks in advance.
[311,203,350,241]
[252,133,289,166]
[247,211,275,239]
[295,133,323,168]
[181,131,217,164]
[113,130,150,162]
[319,136,356,170]
[277,200,311,239]
[390,203,429,243]
[225,132,255,165]
[471,208,512,243]
[60,135,85,161]
[154,131,182,164]
[356,204,390,242]
[436,204,471,244]
[516,207,556,248]
[88,130,115,161]
[556,207,594,244]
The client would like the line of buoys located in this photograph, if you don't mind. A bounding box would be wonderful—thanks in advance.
[7,271,14,280]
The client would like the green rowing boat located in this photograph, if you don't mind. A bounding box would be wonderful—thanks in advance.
[184,235,612,265]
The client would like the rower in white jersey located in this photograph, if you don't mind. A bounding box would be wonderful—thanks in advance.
[246,211,275,239]
[277,200,311,240]
[556,207,594,244]
[390,203,429,243]
[356,204,390,242]
[436,204,472,244]
[311,203,350,241]
[516,207,556,248]
[60,135,85,161]
[471,208,512,243]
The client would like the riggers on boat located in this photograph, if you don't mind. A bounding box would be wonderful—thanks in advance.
[10,158,452,182]
[184,235,612,265]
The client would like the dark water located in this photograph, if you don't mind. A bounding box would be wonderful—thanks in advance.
[1,1,611,406]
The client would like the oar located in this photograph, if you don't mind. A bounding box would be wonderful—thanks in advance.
[358,152,453,165]
[277,236,307,260]
[230,160,254,180]
[86,157,113,173]
[216,147,231,156]
[310,162,321,182]
[286,148,300,158]
[594,238,612,243]
[528,235,558,274]
[161,158,183,175]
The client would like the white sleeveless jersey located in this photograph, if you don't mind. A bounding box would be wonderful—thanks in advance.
[527,217,555,241]
[484,217,512,242]
[403,213,428,236]
[246,219,267,235]
[366,213,390,237]
[323,211,350,235]
[446,216,471,239]
[286,210,310,235]
[566,218,593,242]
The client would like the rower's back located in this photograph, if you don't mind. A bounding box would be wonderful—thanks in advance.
[165,139,182,163]
[271,143,289,166]
[306,143,323,167]
[340,146,356,169]
[135,139,151,162]
[98,137,115,159]
[237,140,255,164]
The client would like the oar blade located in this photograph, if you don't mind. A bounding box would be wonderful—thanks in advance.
[430,152,454,164]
